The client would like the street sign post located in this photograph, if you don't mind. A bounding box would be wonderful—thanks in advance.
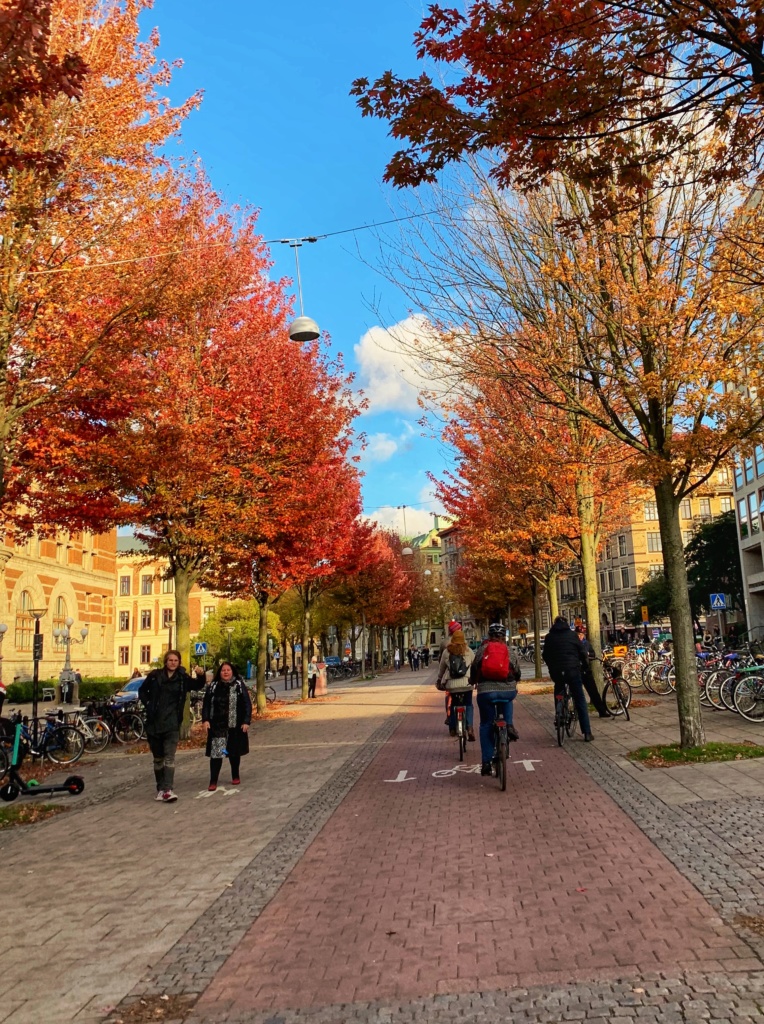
[194,641,208,656]
[641,605,649,622]
[710,593,727,611]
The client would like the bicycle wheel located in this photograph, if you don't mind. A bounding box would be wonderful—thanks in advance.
[82,718,110,753]
[0,744,9,782]
[650,665,674,696]
[457,718,465,762]
[45,725,84,765]
[114,713,144,743]
[497,733,507,791]
[603,678,631,716]
[704,669,727,711]
[555,700,565,747]
[565,696,578,738]
[733,675,764,722]
[720,672,739,712]
[266,686,276,704]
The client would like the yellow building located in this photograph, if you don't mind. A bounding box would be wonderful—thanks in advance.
[0,529,117,683]
[114,538,224,677]
[558,468,734,633]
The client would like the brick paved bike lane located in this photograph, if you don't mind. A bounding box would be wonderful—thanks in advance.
[193,692,755,1020]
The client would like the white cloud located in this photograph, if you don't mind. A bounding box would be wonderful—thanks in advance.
[366,504,439,537]
[365,433,399,463]
[354,315,439,414]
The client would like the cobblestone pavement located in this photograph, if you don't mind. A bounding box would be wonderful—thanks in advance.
[0,673,423,1024]
[186,692,755,1023]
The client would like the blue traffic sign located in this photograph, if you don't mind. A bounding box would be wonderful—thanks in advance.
[194,641,208,655]
[710,593,727,611]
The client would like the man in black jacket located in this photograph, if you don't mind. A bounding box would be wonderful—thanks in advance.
[139,650,196,802]
[576,626,611,719]
[542,617,594,741]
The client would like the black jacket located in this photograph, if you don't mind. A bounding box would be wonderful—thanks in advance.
[542,621,590,679]
[201,678,252,731]
[139,667,196,731]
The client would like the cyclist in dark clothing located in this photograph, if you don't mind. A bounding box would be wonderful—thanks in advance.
[139,650,196,802]
[542,617,594,741]
[575,626,611,719]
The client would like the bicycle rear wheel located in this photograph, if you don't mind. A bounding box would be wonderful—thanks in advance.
[555,701,565,747]
[266,686,276,704]
[497,733,507,791]
[82,718,110,753]
[604,679,631,717]
[733,675,764,722]
[45,725,84,765]
[565,697,578,738]
[457,718,465,762]
[114,713,144,743]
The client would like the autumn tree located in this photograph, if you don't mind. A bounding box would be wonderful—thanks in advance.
[0,0,199,533]
[352,0,764,190]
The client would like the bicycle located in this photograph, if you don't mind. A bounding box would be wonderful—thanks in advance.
[85,700,144,744]
[601,660,631,720]
[489,697,514,791]
[66,707,111,753]
[2,711,84,765]
[554,676,578,746]
[450,690,471,762]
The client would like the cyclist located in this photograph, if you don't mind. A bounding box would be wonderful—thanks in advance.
[575,625,611,719]
[436,625,475,740]
[472,624,521,776]
[543,616,593,741]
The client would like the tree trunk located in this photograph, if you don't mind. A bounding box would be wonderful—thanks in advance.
[370,623,376,674]
[256,592,269,716]
[361,611,367,677]
[531,577,543,679]
[301,588,311,701]
[545,574,559,619]
[173,563,196,739]
[655,475,705,747]
[577,466,604,694]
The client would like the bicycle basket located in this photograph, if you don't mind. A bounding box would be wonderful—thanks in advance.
[612,645,628,657]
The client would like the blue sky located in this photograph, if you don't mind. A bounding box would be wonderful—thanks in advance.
[149,0,451,537]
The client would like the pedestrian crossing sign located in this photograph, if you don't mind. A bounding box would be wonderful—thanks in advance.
[194,641,208,655]
[709,593,727,611]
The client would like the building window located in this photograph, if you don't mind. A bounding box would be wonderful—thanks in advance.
[599,572,606,592]
[203,605,215,624]
[141,575,153,596]
[698,497,711,521]
[605,539,612,559]
[162,608,173,628]
[623,601,632,619]
[745,456,755,483]
[749,492,760,535]
[739,497,749,538]
[608,570,615,591]
[140,645,151,664]
[680,499,692,519]
[56,543,67,564]
[140,610,151,630]
[682,530,693,546]
[717,465,732,485]
[119,611,130,631]
[621,567,630,588]
[119,576,131,596]
[162,577,174,594]
[52,596,67,649]
[15,590,34,651]
[644,501,658,521]
[647,532,662,552]
[735,459,744,489]
[720,496,733,513]
[118,646,130,666]
[618,535,627,557]
[649,564,663,576]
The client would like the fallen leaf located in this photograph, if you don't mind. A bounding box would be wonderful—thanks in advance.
[575,888,587,893]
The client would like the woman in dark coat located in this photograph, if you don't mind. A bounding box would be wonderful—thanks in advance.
[202,662,252,790]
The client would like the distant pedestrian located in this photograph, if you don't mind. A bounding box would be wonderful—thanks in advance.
[139,650,196,803]
[203,662,251,790]
[308,655,318,698]
[394,648,401,671]
[0,680,6,716]
[413,649,420,671]
[407,647,414,670]
[422,647,430,668]
[130,668,142,680]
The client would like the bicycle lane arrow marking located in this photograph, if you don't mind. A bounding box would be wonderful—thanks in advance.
[384,770,416,783]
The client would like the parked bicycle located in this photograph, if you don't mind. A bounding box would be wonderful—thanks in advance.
[2,710,84,765]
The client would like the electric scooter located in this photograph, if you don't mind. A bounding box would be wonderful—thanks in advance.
[0,718,84,802]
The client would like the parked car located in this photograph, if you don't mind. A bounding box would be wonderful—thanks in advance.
[111,676,145,707]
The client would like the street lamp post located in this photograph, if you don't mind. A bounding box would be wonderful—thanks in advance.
[225,626,234,662]
[53,616,88,705]
[30,607,47,742]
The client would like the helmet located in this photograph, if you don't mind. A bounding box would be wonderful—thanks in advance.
[447,620,462,635]
[488,623,506,639]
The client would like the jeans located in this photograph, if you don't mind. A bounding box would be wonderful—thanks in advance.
[448,690,473,731]
[148,730,179,791]
[553,671,592,735]
[477,691,517,763]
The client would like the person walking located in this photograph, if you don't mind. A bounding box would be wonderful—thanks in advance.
[413,648,420,672]
[472,624,521,775]
[543,617,594,741]
[308,655,318,698]
[139,650,197,802]
[394,648,401,671]
[202,662,252,790]
[575,625,611,719]
[436,626,475,739]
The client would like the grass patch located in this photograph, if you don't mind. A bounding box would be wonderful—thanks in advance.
[0,803,68,829]
[629,740,764,768]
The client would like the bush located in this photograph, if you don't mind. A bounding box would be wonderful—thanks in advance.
[6,677,124,703]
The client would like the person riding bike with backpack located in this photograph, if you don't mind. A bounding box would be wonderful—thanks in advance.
[471,624,522,776]
[543,616,594,741]
[436,626,475,740]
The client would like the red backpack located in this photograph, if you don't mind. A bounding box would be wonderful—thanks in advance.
[481,640,510,681]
